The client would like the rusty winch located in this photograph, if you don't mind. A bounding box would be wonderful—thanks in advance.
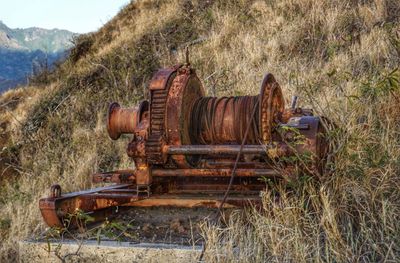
[40,63,329,227]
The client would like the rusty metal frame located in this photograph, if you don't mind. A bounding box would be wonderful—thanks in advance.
[39,64,329,228]
[40,182,261,227]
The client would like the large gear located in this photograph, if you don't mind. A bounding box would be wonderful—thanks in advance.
[145,65,181,164]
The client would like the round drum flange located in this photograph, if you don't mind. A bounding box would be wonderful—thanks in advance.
[259,73,285,143]
[165,67,205,168]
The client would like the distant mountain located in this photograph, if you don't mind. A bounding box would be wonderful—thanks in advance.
[0,21,77,92]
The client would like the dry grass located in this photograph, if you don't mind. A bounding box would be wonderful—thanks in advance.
[0,0,399,261]
[201,70,400,262]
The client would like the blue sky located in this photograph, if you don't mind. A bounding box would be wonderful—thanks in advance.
[0,0,131,33]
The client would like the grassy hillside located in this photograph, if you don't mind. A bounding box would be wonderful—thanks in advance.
[0,0,399,261]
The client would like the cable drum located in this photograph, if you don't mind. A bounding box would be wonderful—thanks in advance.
[189,74,284,146]
[189,96,261,145]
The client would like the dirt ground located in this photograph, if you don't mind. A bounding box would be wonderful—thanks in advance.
[112,207,218,245]
[41,207,234,247]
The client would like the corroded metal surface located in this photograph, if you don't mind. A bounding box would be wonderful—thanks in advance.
[146,65,181,165]
[40,64,330,228]
[107,101,149,140]
[259,73,285,143]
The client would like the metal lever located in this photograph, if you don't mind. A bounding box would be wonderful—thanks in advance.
[185,46,190,66]
[290,95,298,110]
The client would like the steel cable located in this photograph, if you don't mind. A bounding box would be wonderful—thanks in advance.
[197,97,260,262]
[189,96,260,145]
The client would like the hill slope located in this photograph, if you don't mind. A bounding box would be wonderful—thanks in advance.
[0,21,76,92]
[0,21,75,52]
[0,0,399,261]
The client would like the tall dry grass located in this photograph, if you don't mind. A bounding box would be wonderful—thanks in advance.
[0,0,399,261]
[201,69,400,262]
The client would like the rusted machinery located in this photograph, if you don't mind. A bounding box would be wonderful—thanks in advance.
[40,63,329,228]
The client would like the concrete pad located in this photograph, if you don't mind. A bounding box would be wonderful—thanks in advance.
[19,240,202,263]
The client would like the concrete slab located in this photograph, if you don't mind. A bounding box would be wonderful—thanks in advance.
[19,240,202,263]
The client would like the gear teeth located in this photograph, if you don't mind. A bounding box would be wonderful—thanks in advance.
[146,78,171,164]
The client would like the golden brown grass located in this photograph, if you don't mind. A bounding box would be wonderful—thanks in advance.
[0,0,399,261]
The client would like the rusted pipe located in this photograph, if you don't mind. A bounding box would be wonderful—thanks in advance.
[203,160,269,169]
[167,145,265,155]
[166,144,291,157]
[152,168,280,177]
